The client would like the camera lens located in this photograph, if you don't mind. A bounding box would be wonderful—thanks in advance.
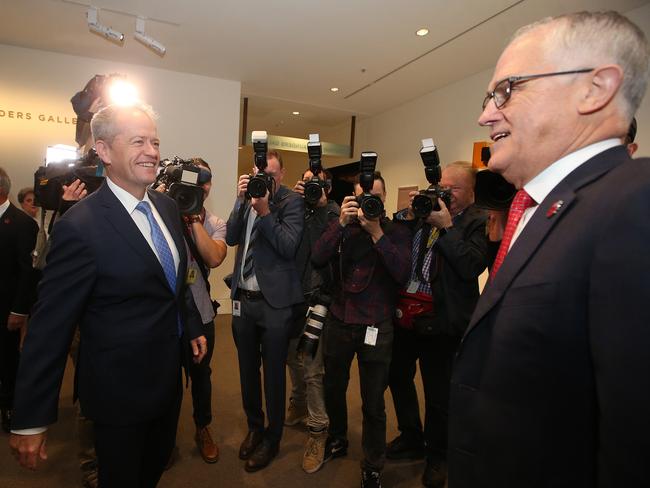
[169,183,203,215]
[247,176,268,198]
[303,180,323,205]
[361,195,384,219]
[412,194,433,218]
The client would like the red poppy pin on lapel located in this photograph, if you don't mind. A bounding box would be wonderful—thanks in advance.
[546,200,564,218]
[3,218,10,225]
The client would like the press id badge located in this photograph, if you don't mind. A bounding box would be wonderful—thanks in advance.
[406,279,420,294]
[186,268,198,285]
[232,300,241,317]
[364,326,378,346]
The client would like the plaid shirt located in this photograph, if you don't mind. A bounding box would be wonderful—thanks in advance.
[311,218,411,324]
[409,226,436,295]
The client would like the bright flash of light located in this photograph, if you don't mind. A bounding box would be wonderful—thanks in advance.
[108,79,138,106]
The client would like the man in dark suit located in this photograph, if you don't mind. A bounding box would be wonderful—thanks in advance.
[226,149,304,472]
[448,11,650,488]
[0,167,39,433]
[389,162,488,488]
[9,104,207,488]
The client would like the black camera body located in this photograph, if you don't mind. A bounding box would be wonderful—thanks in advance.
[303,134,330,207]
[412,139,452,218]
[297,288,332,358]
[247,131,274,199]
[474,145,516,210]
[357,151,383,219]
[34,149,105,211]
[154,157,208,215]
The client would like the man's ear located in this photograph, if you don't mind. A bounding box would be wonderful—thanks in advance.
[578,65,624,115]
[94,140,111,166]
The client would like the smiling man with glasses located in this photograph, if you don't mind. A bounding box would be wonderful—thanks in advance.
[448,11,650,488]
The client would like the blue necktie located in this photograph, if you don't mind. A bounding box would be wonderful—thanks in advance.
[136,201,182,335]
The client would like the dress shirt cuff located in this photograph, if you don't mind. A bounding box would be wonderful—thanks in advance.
[9,312,29,317]
[12,427,48,435]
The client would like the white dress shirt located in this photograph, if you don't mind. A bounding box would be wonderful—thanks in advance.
[0,198,9,218]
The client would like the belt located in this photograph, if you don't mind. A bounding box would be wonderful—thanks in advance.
[238,288,264,300]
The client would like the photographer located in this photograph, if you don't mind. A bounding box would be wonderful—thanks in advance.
[157,157,227,465]
[389,161,488,488]
[312,171,411,488]
[286,167,339,473]
[226,149,304,472]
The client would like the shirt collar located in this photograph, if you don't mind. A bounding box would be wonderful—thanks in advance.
[0,199,10,218]
[105,177,153,214]
[524,139,621,205]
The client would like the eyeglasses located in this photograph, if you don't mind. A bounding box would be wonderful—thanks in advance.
[482,68,594,110]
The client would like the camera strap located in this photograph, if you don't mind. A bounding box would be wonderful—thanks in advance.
[180,216,211,294]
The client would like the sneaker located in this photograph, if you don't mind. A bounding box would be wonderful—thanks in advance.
[361,469,382,488]
[386,433,425,460]
[302,430,327,473]
[285,401,308,426]
[323,436,348,463]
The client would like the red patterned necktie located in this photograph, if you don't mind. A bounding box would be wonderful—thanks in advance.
[490,189,536,279]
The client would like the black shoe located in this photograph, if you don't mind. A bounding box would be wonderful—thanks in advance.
[323,436,348,463]
[422,459,447,488]
[1,409,11,434]
[244,439,278,472]
[239,430,264,460]
[361,469,382,488]
[386,433,425,460]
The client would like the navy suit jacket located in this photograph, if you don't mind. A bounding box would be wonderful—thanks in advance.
[448,146,650,488]
[12,182,202,428]
[226,185,304,309]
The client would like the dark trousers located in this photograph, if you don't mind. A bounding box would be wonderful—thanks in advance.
[0,317,20,411]
[189,321,216,428]
[93,378,182,488]
[323,316,393,472]
[388,326,460,462]
[231,294,292,446]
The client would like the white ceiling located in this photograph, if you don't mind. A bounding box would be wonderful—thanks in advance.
[1,0,648,133]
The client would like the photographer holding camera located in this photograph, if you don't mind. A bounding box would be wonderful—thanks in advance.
[226,145,304,472]
[286,140,340,473]
[312,165,411,488]
[389,160,488,488]
[156,157,227,466]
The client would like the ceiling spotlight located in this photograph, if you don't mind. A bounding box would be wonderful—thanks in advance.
[330,87,339,92]
[292,111,300,115]
[87,7,124,43]
[134,17,166,55]
[416,28,429,37]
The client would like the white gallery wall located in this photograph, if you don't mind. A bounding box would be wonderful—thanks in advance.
[353,3,650,215]
[0,44,241,311]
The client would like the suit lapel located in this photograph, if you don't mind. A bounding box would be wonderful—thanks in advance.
[97,183,171,291]
[464,146,628,339]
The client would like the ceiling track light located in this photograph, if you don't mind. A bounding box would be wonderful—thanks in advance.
[134,17,166,56]
[87,7,124,43]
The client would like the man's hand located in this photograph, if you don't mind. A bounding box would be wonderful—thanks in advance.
[358,209,384,243]
[293,180,305,195]
[237,174,251,201]
[251,191,270,217]
[153,183,167,193]
[190,335,208,364]
[61,179,87,202]
[10,432,48,470]
[404,190,418,220]
[339,196,359,227]
[7,313,27,332]
[425,199,453,230]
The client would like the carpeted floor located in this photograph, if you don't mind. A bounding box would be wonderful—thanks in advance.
[0,314,429,488]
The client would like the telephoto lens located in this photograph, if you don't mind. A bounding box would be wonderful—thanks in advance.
[297,304,328,358]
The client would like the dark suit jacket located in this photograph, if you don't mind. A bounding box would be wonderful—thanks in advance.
[449,146,650,488]
[0,203,39,320]
[226,185,304,309]
[12,182,202,428]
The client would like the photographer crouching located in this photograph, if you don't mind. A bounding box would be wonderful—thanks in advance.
[389,157,488,488]
[311,155,411,488]
[286,135,340,473]
[154,157,227,465]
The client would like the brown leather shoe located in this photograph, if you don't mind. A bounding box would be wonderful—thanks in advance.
[195,426,219,464]
[239,430,264,460]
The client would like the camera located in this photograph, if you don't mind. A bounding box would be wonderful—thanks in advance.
[411,138,452,218]
[153,157,209,215]
[247,130,275,199]
[33,147,105,211]
[303,134,330,207]
[357,151,384,219]
[474,145,516,210]
[297,289,331,358]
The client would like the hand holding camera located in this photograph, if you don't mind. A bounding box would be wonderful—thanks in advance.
[339,195,359,227]
[358,209,384,242]
[423,198,452,230]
